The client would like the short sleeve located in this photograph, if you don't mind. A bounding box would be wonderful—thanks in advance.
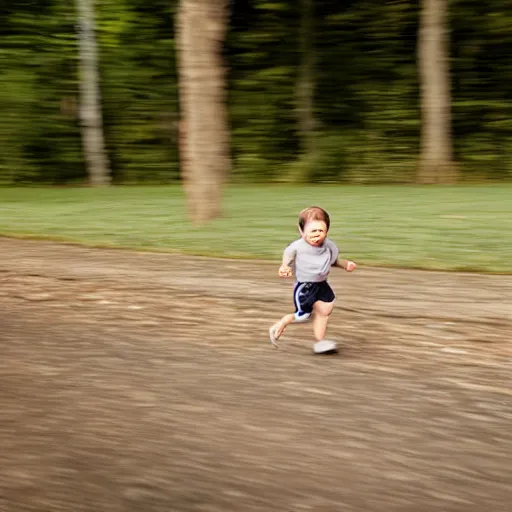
[326,238,339,265]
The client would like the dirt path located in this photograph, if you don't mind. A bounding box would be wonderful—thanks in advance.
[1,238,511,511]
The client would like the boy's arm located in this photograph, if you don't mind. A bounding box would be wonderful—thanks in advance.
[327,239,355,272]
[279,242,297,277]
[281,252,295,268]
[334,257,356,272]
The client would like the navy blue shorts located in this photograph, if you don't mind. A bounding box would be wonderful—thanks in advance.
[293,281,335,321]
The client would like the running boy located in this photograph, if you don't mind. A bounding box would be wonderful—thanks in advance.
[269,206,356,348]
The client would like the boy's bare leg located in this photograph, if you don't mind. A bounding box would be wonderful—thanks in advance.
[269,313,296,347]
[312,300,335,342]
[273,313,295,338]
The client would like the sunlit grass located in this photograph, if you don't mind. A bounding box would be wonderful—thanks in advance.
[0,184,511,272]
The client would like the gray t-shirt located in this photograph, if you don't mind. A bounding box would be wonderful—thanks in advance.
[283,238,339,283]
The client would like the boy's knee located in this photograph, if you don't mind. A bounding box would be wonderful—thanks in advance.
[293,312,311,323]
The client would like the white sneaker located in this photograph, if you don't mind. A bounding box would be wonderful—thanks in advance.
[269,325,280,348]
[313,340,338,354]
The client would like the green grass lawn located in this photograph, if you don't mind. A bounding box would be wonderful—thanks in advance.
[0,185,511,272]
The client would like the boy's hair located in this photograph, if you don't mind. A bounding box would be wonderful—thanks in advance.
[298,206,330,233]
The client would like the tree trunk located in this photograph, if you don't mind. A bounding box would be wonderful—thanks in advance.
[177,0,231,225]
[296,0,316,156]
[76,0,111,187]
[417,0,456,184]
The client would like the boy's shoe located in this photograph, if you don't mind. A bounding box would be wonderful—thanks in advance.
[269,325,280,348]
[313,340,338,354]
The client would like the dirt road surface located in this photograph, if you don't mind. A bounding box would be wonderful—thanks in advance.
[1,238,511,512]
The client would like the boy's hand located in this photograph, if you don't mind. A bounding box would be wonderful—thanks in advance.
[345,260,356,272]
[278,265,293,278]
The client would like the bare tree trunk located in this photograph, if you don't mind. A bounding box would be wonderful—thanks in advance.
[177,0,231,225]
[417,0,457,184]
[76,0,111,187]
[296,0,316,156]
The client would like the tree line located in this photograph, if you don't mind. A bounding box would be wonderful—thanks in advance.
[1,0,511,219]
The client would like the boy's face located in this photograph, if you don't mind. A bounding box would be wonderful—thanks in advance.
[301,220,328,246]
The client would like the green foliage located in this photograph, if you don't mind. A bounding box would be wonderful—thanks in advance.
[451,0,512,179]
[314,0,420,183]
[0,0,511,184]
[0,1,82,183]
[98,0,180,183]
[227,0,300,180]
[0,0,180,185]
